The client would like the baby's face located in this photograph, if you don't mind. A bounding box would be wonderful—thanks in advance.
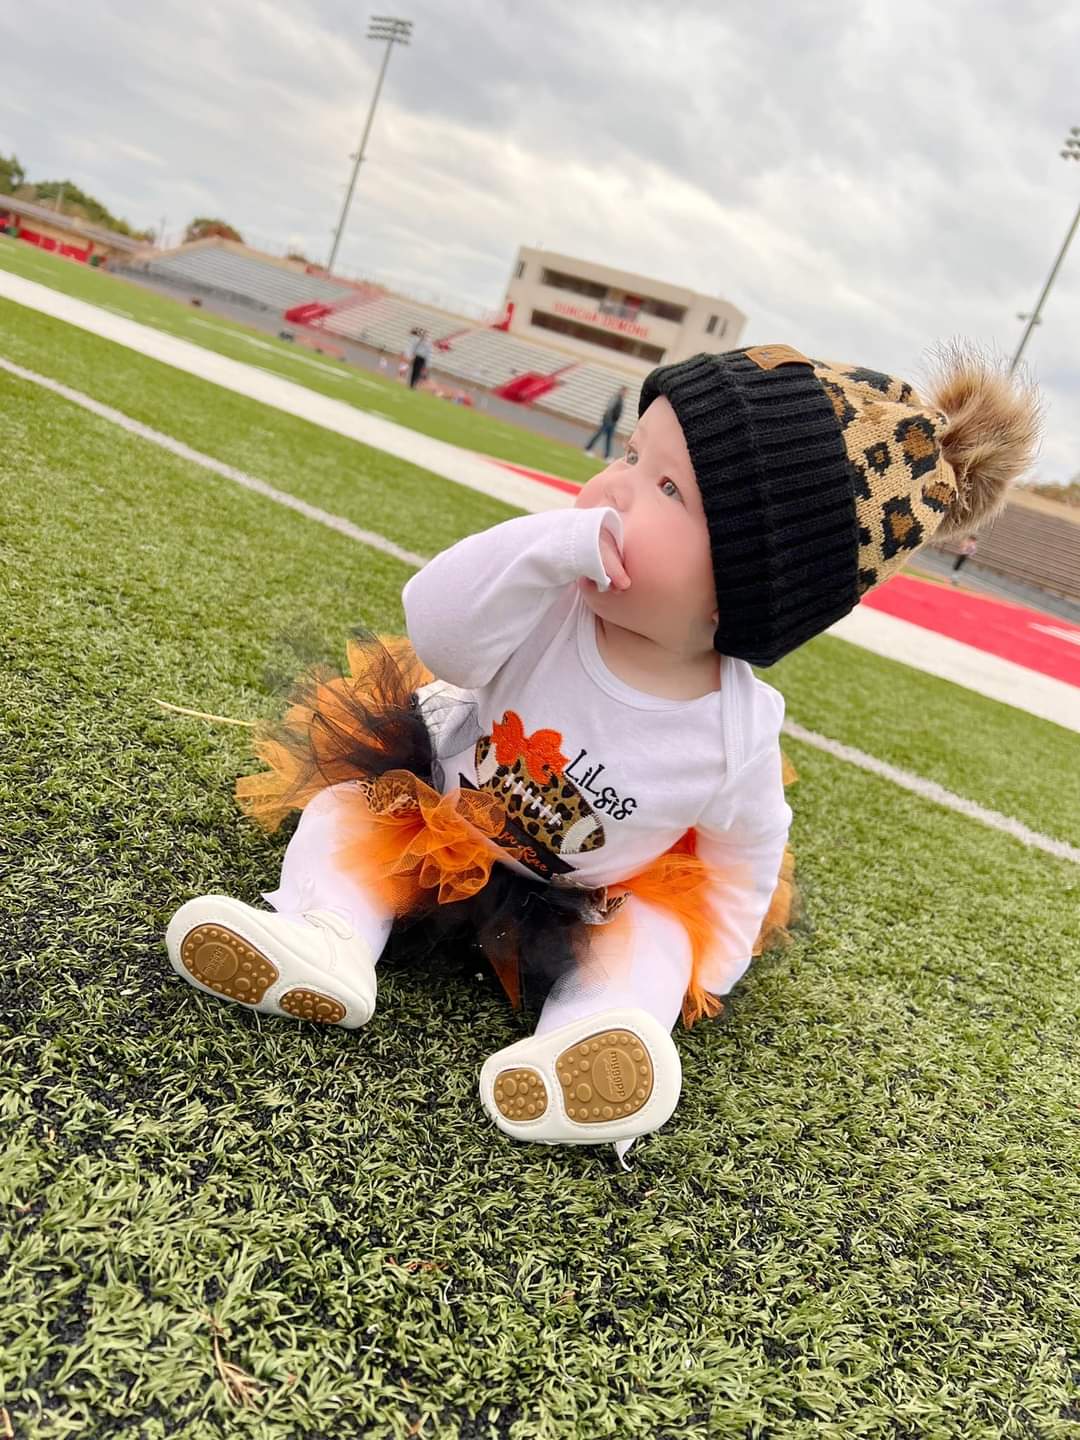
[574,396,718,655]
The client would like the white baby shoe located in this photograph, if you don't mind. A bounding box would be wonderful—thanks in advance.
[166,896,377,1028]
[478,1007,682,1147]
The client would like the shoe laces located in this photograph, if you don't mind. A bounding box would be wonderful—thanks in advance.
[302,909,355,940]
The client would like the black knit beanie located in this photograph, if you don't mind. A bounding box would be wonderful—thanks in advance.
[638,343,1040,667]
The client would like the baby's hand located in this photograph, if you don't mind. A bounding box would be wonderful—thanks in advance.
[599,527,631,590]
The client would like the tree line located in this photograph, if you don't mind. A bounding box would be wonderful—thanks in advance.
[1,153,245,247]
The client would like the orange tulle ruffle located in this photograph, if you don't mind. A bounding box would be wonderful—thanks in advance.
[328,771,797,1030]
[333,770,529,912]
[617,831,797,1028]
[235,635,433,833]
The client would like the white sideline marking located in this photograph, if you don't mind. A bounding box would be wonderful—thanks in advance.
[187,316,383,385]
[783,721,1079,866]
[188,316,351,374]
[0,268,566,513]
[828,606,1079,734]
[0,354,426,569]
[4,351,1077,868]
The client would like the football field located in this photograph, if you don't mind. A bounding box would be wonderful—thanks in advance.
[2,245,1079,1440]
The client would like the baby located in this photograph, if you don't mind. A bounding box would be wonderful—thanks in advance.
[166,343,1038,1158]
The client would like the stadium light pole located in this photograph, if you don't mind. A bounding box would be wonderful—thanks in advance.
[326,14,412,275]
[1010,127,1080,373]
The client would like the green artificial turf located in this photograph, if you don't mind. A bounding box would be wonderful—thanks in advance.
[0,237,598,483]
[770,637,1080,850]
[3,323,1080,1438]
[0,298,513,559]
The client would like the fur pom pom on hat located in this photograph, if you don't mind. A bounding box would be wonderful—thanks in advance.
[922,343,1043,541]
[638,342,1042,667]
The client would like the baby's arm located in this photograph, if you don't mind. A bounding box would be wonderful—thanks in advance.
[403,507,623,688]
[694,742,793,997]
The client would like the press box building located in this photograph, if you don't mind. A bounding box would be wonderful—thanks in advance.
[500,245,747,377]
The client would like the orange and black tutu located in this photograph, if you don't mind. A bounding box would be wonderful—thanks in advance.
[236,631,797,1028]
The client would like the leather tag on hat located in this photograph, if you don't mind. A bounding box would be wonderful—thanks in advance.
[744,344,812,370]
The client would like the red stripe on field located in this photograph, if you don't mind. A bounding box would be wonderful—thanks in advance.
[486,457,582,495]
[862,575,1080,687]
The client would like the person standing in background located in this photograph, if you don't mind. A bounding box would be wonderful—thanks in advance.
[951,534,978,583]
[406,329,432,390]
[584,386,627,459]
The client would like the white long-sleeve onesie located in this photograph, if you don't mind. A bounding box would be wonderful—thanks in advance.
[266,505,792,1038]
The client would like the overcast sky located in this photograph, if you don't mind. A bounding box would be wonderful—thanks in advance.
[3,0,1078,481]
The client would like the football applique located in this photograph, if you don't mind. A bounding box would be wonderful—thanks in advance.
[460,713,605,880]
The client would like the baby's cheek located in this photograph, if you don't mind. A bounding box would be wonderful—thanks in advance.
[637,523,688,582]
[624,548,666,600]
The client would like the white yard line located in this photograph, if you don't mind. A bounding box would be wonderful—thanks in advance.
[3,350,1077,867]
[0,355,425,569]
[783,720,1079,865]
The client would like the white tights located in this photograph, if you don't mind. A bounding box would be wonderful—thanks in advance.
[262,783,703,1038]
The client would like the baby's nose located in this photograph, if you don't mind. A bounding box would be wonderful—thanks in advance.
[604,479,632,513]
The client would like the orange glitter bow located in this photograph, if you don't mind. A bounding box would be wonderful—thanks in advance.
[491,710,568,784]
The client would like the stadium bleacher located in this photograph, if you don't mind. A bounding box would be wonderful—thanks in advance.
[427,328,570,389]
[122,240,356,312]
[320,295,640,432]
[540,363,642,433]
[321,294,466,360]
[326,294,573,386]
[936,491,1080,603]
[122,241,646,435]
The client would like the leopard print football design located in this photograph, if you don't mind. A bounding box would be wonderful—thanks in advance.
[473,735,604,860]
[813,360,957,595]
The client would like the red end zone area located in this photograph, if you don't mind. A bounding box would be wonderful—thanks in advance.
[862,574,1080,686]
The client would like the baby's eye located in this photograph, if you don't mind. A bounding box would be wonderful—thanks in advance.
[659,477,682,500]
[624,444,638,465]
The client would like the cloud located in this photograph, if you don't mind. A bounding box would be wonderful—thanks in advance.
[1,0,1077,479]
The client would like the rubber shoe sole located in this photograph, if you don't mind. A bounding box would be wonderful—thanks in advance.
[166,897,374,1028]
[178,923,349,1023]
[478,1008,681,1146]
